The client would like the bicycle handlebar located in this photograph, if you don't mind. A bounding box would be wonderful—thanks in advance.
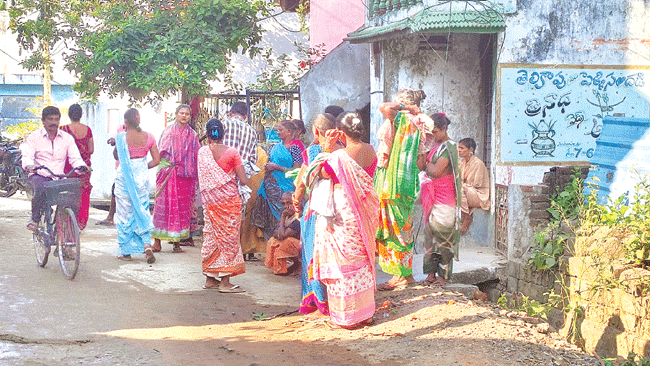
[33,165,91,178]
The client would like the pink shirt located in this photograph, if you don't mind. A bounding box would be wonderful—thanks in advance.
[21,127,86,177]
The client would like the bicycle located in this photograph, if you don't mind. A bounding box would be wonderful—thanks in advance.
[31,166,84,280]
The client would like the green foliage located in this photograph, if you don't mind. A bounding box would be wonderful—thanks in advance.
[604,352,650,366]
[62,0,269,104]
[295,0,310,33]
[582,173,650,266]
[496,293,551,320]
[528,167,584,271]
[529,224,567,270]
[2,120,41,142]
[8,0,67,71]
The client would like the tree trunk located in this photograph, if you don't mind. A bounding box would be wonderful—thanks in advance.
[42,41,52,107]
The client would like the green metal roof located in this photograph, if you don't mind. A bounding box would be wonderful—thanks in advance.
[346,9,505,43]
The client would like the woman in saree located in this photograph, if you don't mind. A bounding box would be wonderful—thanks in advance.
[61,104,93,230]
[375,89,435,290]
[420,113,462,286]
[458,138,490,233]
[253,120,303,239]
[152,104,201,253]
[307,112,380,329]
[293,113,337,315]
[114,108,160,263]
[199,119,250,293]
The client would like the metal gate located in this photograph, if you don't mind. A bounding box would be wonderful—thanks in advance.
[200,89,300,143]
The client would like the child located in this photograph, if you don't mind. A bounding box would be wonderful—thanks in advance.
[264,192,301,275]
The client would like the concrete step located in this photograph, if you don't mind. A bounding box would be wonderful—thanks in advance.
[376,245,505,286]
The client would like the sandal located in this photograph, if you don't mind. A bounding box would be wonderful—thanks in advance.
[178,238,195,247]
[218,285,245,293]
[145,248,156,264]
[171,243,184,253]
[26,220,38,231]
[95,220,114,226]
[117,254,133,261]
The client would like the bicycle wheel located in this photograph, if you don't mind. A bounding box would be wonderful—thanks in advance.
[32,212,51,268]
[56,207,80,280]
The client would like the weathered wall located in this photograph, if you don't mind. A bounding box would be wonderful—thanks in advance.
[494,0,650,186]
[565,257,650,359]
[375,33,491,159]
[299,41,370,132]
[506,166,589,295]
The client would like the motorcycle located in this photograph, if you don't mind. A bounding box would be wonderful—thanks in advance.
[0,135,31,198]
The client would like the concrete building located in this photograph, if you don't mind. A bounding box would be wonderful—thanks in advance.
[302,0,650,293]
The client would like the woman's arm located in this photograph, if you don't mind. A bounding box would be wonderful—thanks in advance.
[416,153,428,171]
[148,144,161,169]
[426,156,450,179]
[293,164,307,213]
[87,137,95,155]
[379,102,422,120]
[234,164,250,186]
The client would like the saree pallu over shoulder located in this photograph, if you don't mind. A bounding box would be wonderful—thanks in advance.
[310,149,380,281]
[152,123,199,241]
[309,150,380,326]
[375,112,422,277]
[420,140,461,280]
[198,147,245,277]
[115,133,154,255]
[157,123,200,178]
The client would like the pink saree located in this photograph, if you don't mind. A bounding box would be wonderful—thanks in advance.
[152,123,200,241]
[310,150,380,326]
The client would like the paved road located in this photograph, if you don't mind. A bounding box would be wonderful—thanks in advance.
[0,194,301,365]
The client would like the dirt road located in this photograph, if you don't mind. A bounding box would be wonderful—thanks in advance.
[0,194,600,365]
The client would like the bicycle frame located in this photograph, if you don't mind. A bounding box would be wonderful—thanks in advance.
[31,165,85,279]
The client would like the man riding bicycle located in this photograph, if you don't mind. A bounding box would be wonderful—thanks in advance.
[22,106,89,230]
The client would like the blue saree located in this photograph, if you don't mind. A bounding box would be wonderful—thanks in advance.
[115,133,154,256]
[299,144,328,315]
[257,142,295,219]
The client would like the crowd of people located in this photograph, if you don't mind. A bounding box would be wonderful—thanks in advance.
[21,89,491,329]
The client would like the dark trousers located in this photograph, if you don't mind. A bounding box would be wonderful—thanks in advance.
[30,174,52,222]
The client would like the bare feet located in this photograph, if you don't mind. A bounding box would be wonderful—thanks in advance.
[377,276,416,291]
[172,242,184,253]
[423,273,437,284]
[144,247,156,264]
[203,276,220,289]
[151,239,162,252]
[461,212,473,234]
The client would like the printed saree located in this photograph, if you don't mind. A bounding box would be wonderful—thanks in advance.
[375,112,422,277]
[114,133,154,256]
[198,147,245,278]
[420,141,462,280]
[309,149,380,326]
